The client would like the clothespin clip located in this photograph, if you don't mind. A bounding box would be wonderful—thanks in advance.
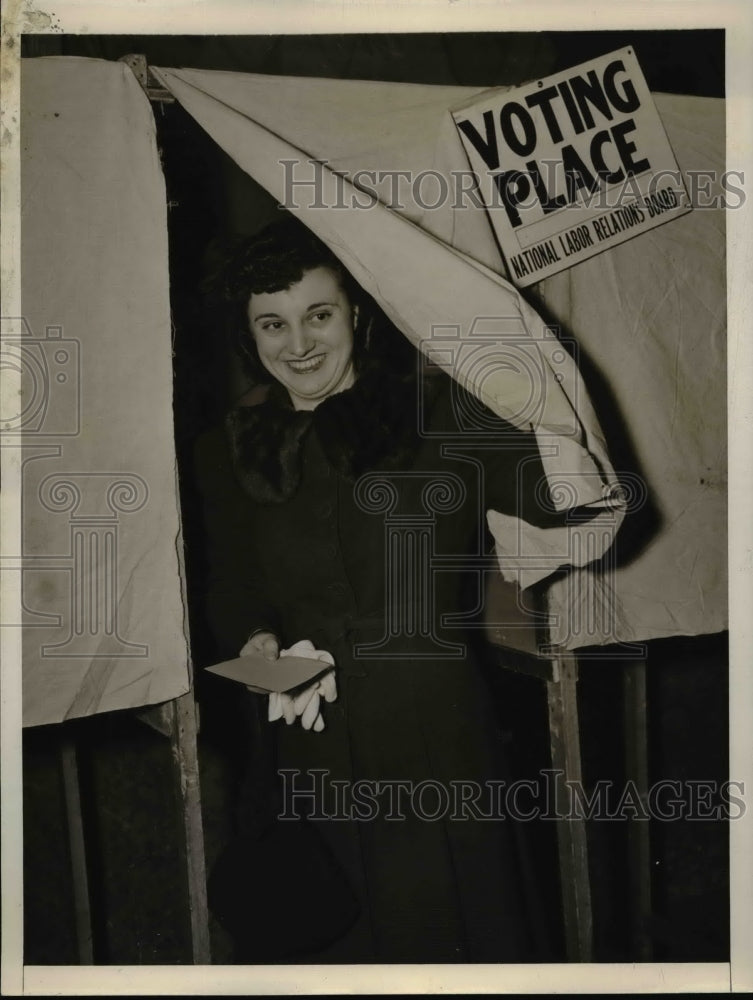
[119,54,175,104]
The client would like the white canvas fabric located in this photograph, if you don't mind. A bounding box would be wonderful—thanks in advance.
[18,57,191,725]
[154,66,725,648]
[536,95,727,646]
[153,67,644,648]
[15,56,722,683]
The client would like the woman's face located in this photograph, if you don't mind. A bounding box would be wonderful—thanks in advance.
[248,266,357,411]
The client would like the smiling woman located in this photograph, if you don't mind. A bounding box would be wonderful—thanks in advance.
[248,267,357,410]
[194,217,563,963]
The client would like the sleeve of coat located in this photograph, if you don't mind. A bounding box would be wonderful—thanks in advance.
[427,375,566,530]
[479,420,566,531]
[194,425,282,660]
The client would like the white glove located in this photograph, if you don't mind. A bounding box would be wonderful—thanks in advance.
[267,640,337,732]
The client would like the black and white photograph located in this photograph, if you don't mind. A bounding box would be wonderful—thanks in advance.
[1,0,751,994]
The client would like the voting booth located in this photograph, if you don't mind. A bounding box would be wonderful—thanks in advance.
[14,50,726,963]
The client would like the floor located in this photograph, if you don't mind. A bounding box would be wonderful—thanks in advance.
[22,632,729,966]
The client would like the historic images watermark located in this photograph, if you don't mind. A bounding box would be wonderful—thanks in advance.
[1,318,81,437]
[349,316,646,657]
[278,768,745,823]
[279,157,745,215]
[1,316,150,657]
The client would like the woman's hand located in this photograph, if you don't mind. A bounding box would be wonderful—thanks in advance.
[240,629,280,662]
[240,630,286,708]
[268,640,337,732]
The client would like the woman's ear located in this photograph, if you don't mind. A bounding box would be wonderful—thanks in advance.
[352,304,360,327]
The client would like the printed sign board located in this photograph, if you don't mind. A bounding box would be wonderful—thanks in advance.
[452,47,692,286]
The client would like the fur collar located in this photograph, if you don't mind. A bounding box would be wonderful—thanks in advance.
[226,369,435,504]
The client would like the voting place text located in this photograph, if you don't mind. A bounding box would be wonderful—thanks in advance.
[452,48,692,286]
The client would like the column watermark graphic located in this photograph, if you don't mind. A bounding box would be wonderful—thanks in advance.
[351,314,649,656]
[1,317,150,658]
[353,471,468,659]
[36,473,149,657]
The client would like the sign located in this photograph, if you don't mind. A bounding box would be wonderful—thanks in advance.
[452,48,692,286]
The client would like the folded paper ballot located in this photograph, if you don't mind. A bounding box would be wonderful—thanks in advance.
[205,654,330,694]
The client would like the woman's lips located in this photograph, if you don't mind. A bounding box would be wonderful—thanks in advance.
[285,354,326,375]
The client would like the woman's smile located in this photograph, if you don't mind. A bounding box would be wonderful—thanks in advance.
[248,266,356,410]
[285,353,327,375]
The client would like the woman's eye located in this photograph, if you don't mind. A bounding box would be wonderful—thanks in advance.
[309,311,332,324]
[260,321,284,333]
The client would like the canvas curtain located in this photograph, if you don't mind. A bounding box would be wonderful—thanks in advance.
[17,57,191,726]
[153,66,725,649]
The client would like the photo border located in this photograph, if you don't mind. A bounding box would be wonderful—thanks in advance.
[2,0,751,995]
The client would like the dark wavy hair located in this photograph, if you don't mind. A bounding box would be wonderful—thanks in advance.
[211,216,415,385]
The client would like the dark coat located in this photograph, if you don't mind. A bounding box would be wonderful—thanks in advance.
[194,364,558,963]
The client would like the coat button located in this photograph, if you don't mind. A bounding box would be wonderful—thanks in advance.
[317,501,333,519]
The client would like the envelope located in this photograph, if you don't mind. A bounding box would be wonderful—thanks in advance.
[204,654,331,694]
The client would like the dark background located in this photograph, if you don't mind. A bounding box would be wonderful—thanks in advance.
[21,30,729,965]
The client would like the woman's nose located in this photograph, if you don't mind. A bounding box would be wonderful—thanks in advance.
[288,324,313,356]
